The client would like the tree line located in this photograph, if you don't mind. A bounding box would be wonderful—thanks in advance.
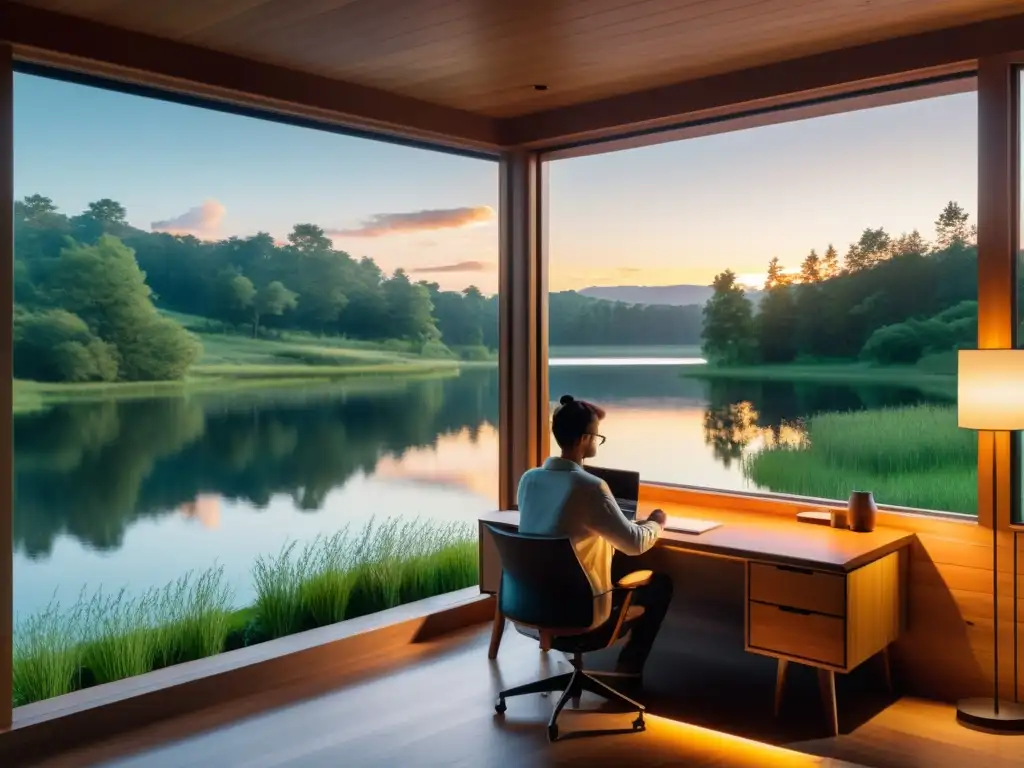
[14,195,704,382]
[701,202,988,367]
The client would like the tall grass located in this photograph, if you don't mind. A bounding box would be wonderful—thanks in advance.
[153,566,234,666]
[12,599,83,706]
[13,521,476,707]
[13,567,234,706]
[80,589,157,685]
[745,404,977,514]
[252,520,478,638]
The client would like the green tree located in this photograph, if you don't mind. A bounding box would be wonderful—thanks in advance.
[117,316,202,381]
[86,199,128,227]
[701,270,756,366]
[44,236,156,340]
[287,223,333,254]
[935,201,970,250]
[757,286,799,363]
[764,257,787,289]
[18,194,58,222]
[382,269,436,343]
[892,230,928,257]
[799,250,821,283]
[252,281,299,338]
[14,309,118,383]
[218,272,257,326]
[844,228,892,272]
[42,236,200,381]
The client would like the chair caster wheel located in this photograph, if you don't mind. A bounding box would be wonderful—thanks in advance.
[495,698,506,714]
[547,723,559,741]
[633,714,645,731]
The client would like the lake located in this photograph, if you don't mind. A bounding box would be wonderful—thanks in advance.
[13,357,950,617]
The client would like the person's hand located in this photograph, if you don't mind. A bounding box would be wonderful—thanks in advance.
[646,509,667,528]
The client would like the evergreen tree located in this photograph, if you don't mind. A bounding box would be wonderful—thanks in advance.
[821,244,840,279]
[935,201,970,250]
[701,270,757,366]
[799,249,822,283]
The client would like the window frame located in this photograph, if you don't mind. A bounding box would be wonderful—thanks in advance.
[539,77,993,523]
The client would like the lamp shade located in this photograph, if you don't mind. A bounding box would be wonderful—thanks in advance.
[958,349,1024,431]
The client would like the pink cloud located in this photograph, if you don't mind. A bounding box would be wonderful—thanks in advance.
[151,200,226,239]
[410,261,493,274]
[328,206,494,238]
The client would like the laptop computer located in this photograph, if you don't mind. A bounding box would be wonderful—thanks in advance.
[584,465,640,520]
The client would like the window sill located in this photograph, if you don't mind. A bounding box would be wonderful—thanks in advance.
[2,586,494,764]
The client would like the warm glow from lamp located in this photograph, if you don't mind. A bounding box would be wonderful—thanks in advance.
[958,349,1024,431]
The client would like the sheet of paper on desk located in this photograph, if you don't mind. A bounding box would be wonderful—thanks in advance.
[664,517,722,535]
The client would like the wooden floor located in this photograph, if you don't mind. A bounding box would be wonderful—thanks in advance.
[23,624,1024,768]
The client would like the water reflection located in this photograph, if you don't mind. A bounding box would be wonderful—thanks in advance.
[702,401,808,469]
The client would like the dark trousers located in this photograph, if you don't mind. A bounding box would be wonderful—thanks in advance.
[611,555,674,671]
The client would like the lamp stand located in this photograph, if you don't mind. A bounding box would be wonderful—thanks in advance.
[956,431,1024,732]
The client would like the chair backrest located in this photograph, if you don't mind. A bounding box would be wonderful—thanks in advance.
[484,524,596,631]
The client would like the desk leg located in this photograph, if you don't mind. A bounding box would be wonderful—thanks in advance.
[817,669,839,737]
[774,659,789,717]
[488,603,505,660]
[880,646,893,694]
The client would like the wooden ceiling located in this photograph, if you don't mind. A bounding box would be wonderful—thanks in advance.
[11,0,1024,119]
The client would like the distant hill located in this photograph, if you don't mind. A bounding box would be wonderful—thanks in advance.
[579,284,764,307]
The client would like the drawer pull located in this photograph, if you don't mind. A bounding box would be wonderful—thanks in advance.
[776,565,814,575]
[778,605,813,616]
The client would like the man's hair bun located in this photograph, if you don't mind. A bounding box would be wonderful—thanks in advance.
[559,394,575,406]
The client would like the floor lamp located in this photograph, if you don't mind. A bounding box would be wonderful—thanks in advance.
[956,348,1024,732]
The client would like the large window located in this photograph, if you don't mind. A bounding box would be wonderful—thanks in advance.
[547,88,978,516]
[12,73,498,706]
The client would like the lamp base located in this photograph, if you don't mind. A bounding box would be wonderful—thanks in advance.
[956,698,1024,733]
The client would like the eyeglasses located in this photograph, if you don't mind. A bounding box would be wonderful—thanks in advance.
[586,433,607,445]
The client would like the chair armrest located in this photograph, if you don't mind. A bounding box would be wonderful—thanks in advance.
[616,569,653,590]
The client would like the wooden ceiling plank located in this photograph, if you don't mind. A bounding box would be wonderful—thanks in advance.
[187,0,383,46]
[331,0,992,111]
[264,0,522,70]
[307,0,1018,110]
[312,0,788,78]
[502,11,1024,146]
[3,2,500,151]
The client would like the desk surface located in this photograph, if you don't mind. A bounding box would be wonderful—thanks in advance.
[479,501,915,573]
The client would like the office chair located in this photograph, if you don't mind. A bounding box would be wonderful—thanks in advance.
[484,524,651,741]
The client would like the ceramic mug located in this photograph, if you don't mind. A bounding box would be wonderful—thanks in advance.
[848,491,877,533]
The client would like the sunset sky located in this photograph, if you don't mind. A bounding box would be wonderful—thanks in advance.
[15,73,981,295]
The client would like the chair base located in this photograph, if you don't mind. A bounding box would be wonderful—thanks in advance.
[495,667,646,742]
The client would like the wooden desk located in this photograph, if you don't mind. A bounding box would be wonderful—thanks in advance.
[478,505,915,736]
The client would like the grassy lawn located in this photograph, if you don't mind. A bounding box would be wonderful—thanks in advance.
[744,404,977,515]
[13,325,473,413]
[12,519,478,707]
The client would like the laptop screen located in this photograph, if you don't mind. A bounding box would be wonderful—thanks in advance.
[584,465,640,505]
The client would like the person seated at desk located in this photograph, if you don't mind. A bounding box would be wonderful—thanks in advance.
[517,394,674,678]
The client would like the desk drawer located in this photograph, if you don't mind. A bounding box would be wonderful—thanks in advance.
[749,563,846,617]
[748,602,845,667]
